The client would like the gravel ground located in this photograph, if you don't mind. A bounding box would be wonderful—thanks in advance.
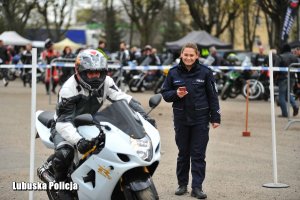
[0,79,299,200]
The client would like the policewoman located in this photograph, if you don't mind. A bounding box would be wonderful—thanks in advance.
[161,43,220,199]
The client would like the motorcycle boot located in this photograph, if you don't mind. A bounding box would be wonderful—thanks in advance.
[57,186,74,200]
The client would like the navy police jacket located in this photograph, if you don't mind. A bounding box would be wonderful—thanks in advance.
[161,60,221,125]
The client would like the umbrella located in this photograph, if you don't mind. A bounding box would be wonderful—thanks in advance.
[53,38,82,52]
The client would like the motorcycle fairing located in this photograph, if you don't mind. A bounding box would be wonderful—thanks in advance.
[94,100,146,139]
[72,120,160,200]
[36,110,55,149]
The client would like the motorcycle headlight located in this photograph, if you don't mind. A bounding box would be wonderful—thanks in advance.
[130,135,153,162]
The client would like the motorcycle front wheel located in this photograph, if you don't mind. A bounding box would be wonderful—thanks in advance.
[153,80,163,94]
[220,82,230,100]
[129,79,142,93]
[133,187,157,200]
[46,189,60,200]
[228,85,240,98]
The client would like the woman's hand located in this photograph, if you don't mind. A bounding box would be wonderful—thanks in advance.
[177,87,188,98]
[211,123,220,129]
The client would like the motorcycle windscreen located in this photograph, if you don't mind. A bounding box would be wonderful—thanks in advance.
[93,100,146,139]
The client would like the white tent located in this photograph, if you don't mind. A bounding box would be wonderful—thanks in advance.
[0,31,31,46]
[32,40,45,48]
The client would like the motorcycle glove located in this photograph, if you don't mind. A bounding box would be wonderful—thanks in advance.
[91,131,105,145]
[129,98,157,128]
[77,138,94,154]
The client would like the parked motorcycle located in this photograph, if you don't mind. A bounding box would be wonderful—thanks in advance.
[36,94,162,200]
[0,67,21,81]
[129,70,161,93]
[212,68,225,94]
[220,70,244,100]
[153,69,169,94]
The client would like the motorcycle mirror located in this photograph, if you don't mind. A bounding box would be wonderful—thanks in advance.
[74,114,94,127]
[149,94,162,109]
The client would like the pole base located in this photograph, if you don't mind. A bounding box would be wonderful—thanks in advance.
[262,183,289,188]
[242,131,251,137]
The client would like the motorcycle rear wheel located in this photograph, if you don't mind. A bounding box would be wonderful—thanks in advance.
[242,81,263,100]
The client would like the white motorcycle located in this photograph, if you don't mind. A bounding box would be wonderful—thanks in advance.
[35,94,162,200]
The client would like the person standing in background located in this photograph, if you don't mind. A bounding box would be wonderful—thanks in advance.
[59,46,76,85]
[41,38,60,94]
[254,45,267,67]
[274,43,299,117]
[97,40,110,59]
[0,40,10,87]
[161,43,221,199]
[116,41,130,66]
[20,44,32,87]
[209,46,223,66]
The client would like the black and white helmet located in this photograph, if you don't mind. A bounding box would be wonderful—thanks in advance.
[75,49,108,91]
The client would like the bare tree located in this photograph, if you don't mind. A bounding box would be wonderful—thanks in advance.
[242,1,260,51]
[0,0,37,34]
[36,0,74,41]
[185,0,241,38]
[257,0,288,49]
[121,0,165,46]
[103,0,122,52]
[160,0,188,48]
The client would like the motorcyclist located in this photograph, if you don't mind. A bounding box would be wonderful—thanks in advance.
[50,49,156,199]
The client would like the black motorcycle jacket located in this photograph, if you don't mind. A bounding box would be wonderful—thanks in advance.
[161,60,221,125]
[274,52,299,82]
[54,75,138,145]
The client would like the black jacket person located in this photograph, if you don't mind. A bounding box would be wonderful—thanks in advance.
[161,43,220,199]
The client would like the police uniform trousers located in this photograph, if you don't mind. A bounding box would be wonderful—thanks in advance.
[174,122,209,189]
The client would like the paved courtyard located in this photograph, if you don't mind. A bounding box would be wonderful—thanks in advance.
[0,80,299,200]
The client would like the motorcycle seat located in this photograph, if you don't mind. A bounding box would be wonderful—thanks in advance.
[38,111,55,128]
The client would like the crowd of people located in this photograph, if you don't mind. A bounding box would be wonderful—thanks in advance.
[1,38,300,118]
[0,38,168,93]
[209,43,300,118]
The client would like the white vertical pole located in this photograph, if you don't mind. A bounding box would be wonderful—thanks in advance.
[29,48,37,200]
[263,51,288,188]
[269,52,278,183]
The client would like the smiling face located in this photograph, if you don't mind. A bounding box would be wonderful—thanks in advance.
[180,47,199,70]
